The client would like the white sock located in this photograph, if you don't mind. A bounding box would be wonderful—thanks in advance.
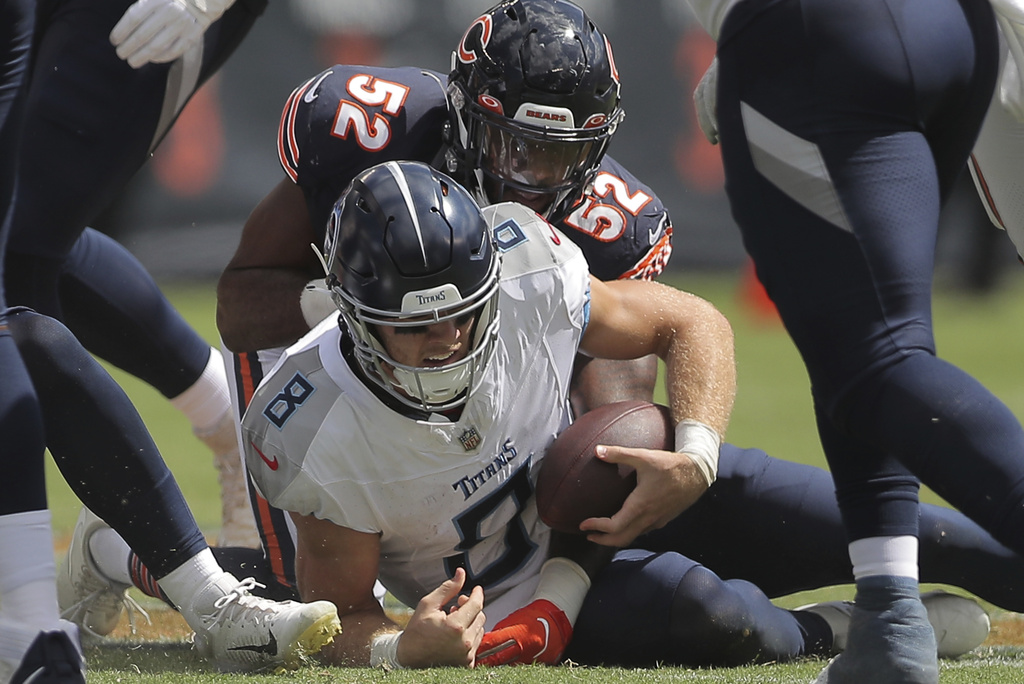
[88,528,133,586]
[170,347,231,433]
[156,549,235,626]
[0,510,62,630]
[849,535,919,580]
[0,618,49,668]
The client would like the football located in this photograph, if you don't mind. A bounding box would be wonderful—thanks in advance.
[536,400,674,534]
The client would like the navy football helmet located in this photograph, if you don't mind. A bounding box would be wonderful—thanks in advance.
[324,161,501,411]
[447,0,623,223]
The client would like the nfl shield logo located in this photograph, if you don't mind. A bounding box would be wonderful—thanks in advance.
[458,427,482,451]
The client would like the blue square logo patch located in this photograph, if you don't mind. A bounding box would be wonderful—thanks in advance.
[494,218,528,251]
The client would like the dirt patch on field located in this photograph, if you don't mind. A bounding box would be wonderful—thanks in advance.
[985,614,1024,647]
[108,605,192,642]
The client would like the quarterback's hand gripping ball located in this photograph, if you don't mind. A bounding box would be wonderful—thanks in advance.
[536,400,673,534]
[476,599,572,666]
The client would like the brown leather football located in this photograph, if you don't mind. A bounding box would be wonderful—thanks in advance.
[536,400,674,534]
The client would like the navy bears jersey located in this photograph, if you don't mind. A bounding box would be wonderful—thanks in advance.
[276,64,673,282]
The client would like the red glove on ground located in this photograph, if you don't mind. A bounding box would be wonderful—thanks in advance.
[476,599,573,666]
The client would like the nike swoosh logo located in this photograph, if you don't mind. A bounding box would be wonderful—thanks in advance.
[535,617,550,659]
[303,71,333,103]
[251,442,279,471]
[228,628,278,656]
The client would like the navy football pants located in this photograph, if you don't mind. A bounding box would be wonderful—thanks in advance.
[0,0,47,516]
[714,0,1024,550]
[2,0,262,398]
[8,308,208,576]
[565,444,1024,666]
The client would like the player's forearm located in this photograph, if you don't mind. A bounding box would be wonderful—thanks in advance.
[585,278,736,436]
[660,289,736,438]
[548,530,614,580]
[216,268,313,351]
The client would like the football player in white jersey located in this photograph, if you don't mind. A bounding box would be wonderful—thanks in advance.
[209,5,1022,648]
[238,159,909,670]
[217,0,674,602]
[241,160,743,668]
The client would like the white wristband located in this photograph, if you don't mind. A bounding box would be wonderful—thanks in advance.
[299,278,337,329]
[370,630,404,669]
[674,420,722,487]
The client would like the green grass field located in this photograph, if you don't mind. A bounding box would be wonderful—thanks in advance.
[44,271,1024,682]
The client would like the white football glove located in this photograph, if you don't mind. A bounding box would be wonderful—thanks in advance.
[110,0,235,69]
[693,57,720,145]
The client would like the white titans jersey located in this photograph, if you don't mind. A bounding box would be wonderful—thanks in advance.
[241,203,592,615]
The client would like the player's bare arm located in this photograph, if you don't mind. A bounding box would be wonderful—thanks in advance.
[290,512,391,666]
[217,178,321,351]
[289,511,486,668]
[578,276,736,547]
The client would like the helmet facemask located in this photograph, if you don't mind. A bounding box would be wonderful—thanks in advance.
[450,82,623,221]
[334,262,501,413]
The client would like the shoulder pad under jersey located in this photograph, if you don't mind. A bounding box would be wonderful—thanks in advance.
[241,344,338,508]
[485,202,591,341]
[485,203,587,278]
[556,155,673,282]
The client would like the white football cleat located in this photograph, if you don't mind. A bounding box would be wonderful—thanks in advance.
[195,411,260,548]
[921,590,991,658]
[56,508,142,639]
[189,577,341,672]
[797,590,989,658]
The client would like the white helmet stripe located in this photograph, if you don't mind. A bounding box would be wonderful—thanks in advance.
[383,161,428,267]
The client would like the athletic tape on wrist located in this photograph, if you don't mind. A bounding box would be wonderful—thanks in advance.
[674,419,721,486]
[370,630,404,669]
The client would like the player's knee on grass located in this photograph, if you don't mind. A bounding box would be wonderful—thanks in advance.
[568,549,820,667]
[669,565,824,666]
[566,549,696,666]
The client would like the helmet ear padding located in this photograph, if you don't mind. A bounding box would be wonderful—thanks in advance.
[447,0,623,222]
[325,161,501,412]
